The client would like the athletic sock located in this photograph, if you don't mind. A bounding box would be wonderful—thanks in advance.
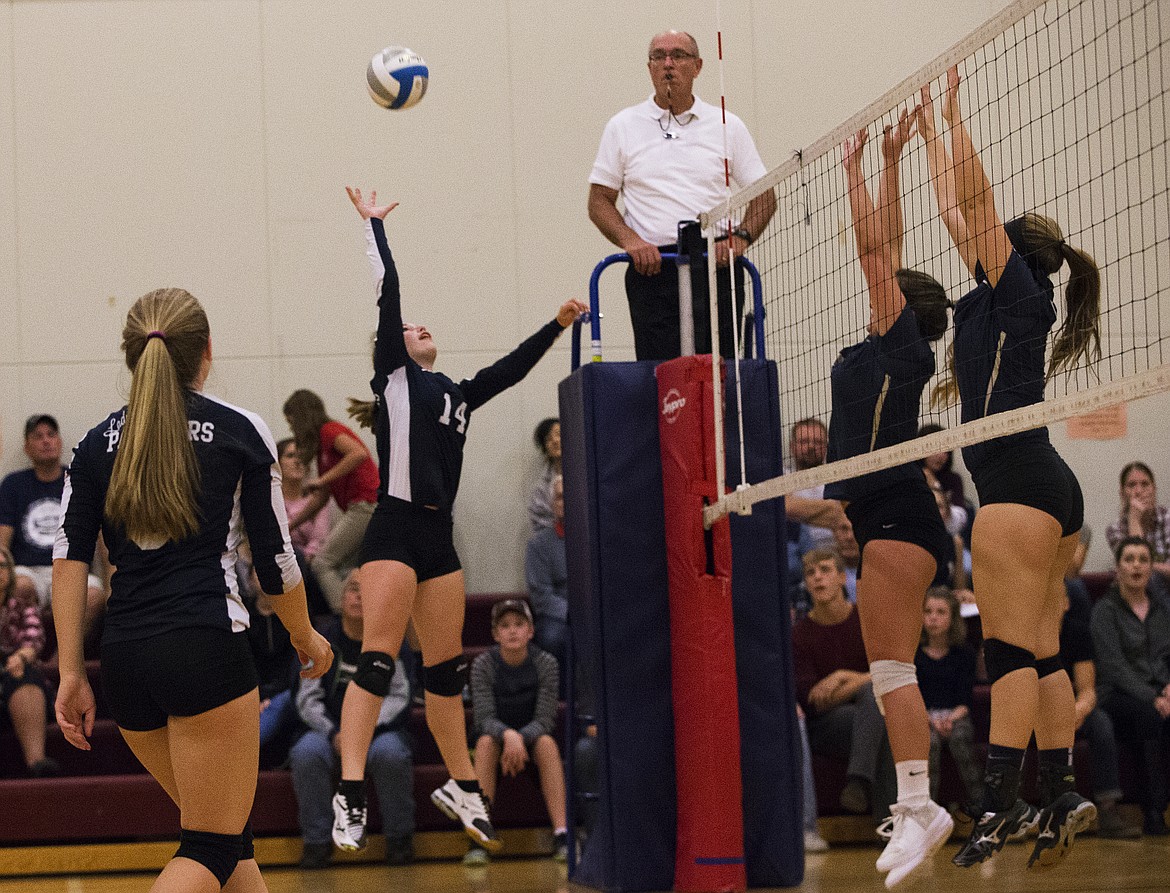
[456,778,483,794]
[982,745,1025,813]
[1037,747,1075,806]
[895,760,932,810]
[338,779,366,805]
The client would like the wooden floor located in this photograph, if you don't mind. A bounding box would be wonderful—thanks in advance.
[1,835,1166,892]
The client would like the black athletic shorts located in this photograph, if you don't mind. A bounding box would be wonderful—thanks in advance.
[0,662,49,707]
[969,442,1084,537]
[101,627,258,732]
[361,496,462,582]
[846,480,955,586]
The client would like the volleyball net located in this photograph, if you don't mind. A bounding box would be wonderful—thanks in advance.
[701,0,1169,524]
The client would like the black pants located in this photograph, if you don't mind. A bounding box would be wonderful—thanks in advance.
[1100,688,1170,812]
[624,253,746,361]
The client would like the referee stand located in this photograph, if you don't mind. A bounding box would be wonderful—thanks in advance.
[559,244,803,891]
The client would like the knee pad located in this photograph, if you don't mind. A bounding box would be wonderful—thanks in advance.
[1034,655,1065,679]
[175,828,243,887]
[240,821,254,862]
[423,654,469,697]
[869,660,918,716]
[353,651,396,697]
[982,638,1036,685]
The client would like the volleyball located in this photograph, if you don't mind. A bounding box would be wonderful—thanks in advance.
[366,46,429,110]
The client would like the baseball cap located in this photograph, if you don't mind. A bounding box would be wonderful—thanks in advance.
[490,598,533,626]
[24,414,59,437]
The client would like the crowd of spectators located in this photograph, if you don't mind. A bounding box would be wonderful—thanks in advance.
[6,398,1170,859]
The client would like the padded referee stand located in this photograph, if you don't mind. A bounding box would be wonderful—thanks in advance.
[559,358,802,893]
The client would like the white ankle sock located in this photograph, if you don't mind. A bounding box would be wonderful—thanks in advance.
[895,760,931,809]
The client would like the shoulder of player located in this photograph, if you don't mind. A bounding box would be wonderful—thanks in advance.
[196,393,278,453]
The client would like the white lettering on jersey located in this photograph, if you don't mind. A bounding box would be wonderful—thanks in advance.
[188,421,215,442]
[438,393,468,434]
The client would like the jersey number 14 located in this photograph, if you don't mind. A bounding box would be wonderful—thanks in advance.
[439,393,468,434]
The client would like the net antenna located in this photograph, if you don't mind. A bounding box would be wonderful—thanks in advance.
[701,0,1170,528]
[708,3,750,503]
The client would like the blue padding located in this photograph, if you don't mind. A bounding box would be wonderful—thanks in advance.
[560,360,802,892]
[561,362,675,893]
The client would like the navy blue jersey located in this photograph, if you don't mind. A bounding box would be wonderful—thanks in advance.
[54,393,301,645]
[954,250,1056,472]
[824,307,937,503]
[366,217,563,514]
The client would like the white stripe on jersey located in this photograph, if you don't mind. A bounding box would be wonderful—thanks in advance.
[383,366,413,501]
[222,480,250,633]
[203,393,301,594]
[52,469,75,562]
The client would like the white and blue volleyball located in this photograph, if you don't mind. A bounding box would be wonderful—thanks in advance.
[366,46,428,110]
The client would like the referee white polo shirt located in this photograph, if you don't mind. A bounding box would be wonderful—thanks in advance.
[589,94,767,248]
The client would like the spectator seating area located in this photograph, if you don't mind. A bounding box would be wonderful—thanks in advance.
[0,594,556,849]
[2,572,1164,855]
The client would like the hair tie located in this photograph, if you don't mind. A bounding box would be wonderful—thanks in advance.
[146,330,167,343]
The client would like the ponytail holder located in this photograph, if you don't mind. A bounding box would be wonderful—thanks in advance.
[146,330,167,343]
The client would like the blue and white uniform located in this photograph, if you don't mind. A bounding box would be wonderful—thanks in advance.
[953,249,1082,535]
[54,392,300,730]
[825,306,952,580]
[360,217,564,579]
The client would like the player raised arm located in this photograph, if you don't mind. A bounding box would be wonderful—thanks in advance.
[916,82,976,276]
[940,65,1012,285]
[842,128,901,336]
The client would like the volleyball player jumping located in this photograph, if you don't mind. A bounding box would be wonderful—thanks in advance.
[920,66,1101,869]
[331,187,586,853]
[831,112,955,888]
[54,288,333,893]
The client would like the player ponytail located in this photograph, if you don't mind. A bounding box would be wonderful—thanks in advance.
[930,343,959,410]
[1016,214,1101,378]
[347,397,376,430]
[106,288,207,544]
[896,268,951,341]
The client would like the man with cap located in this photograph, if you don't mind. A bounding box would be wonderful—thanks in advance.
[0,415,106,633]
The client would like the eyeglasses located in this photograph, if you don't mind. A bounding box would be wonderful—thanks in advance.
[649,50,697,63]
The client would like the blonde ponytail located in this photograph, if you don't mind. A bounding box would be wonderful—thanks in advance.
[105,288,208,544]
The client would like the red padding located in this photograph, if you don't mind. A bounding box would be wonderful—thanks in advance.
[656,356,746,893]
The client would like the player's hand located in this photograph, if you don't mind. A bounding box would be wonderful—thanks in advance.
[882,106,918,162]
[841,128,868,171]
[55,671,97,751]
[556,299,589,328]
[294,630,334,680]
[346,186,399,221]
[625,238,662,276]
[916,85,937,141]
[941,65,962,125]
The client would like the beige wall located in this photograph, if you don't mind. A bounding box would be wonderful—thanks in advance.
[0,0,1156,586]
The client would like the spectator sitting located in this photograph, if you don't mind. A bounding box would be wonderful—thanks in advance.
[241,562,300,756]
[291,569,414,868]
[0,545,59,777]
[467,598,567,865]
[917,587,981,813]
[1090,536,1170,836]
[830,517,859,602]
[1057,578,1142,838]
[0,415,106,641]
[276,437,332,617]
[926,480,969,593]
[1106,462,1170,580]
[792,548,891,818]
[917,425,970,529]
[526,475,568,670]
[528,419,562,533]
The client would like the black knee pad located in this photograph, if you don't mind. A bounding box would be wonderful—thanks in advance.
[176,828,243,887]
[423,654,468,697]
[353,651,396,697]
[1034,655,1065,679]
[239,820,254,862]
[983,638,1036,685]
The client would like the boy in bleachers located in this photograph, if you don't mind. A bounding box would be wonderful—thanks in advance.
[467,598,566,865]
